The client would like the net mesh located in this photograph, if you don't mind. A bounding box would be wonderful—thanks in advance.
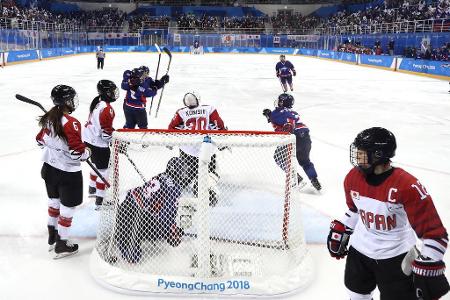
[92,129,310,295]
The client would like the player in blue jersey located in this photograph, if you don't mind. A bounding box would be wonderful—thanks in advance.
[263,93,321,191]
[121,67,169,129]
[275,55,296,92]
[115,157,186,263]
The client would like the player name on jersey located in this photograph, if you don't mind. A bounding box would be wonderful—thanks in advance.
[185,108,207,116]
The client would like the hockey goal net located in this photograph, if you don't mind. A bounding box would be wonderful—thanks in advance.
[90,129,312,296]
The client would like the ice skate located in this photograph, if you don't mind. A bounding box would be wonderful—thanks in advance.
[311,178,322,191]
[54,236,78,259]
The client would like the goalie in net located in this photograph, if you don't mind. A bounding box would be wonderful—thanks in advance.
[115,157,187,263]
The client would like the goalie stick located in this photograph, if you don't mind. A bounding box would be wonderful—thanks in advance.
[123,151,147,183]
[155,47,172,118]
[148,43,162,117]
[15,94,111,188]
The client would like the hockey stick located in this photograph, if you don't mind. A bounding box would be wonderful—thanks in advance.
[148,43,162,117]
[155,47,172,118]
[122,151,147,183]
[15,94,111,188]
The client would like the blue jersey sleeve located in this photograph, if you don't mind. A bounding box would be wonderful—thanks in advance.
[275,62,281,72]
[287,61,295,70]
[136,85,157,98]
[270,108,309,133]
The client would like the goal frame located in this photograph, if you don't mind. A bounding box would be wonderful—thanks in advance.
[90,128,312,296]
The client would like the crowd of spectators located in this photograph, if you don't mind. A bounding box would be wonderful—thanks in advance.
[1,0,449,61]
[336,39,449,61]
[128,15,170,32]
[2,0,449,33]
[1,2,127,31]
[337,41,374,54]
[403,42,449,60]
[176,13,266,31]
[316,0,450,34]
[270,12,320,34]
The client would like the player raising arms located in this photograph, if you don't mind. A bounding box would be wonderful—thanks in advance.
[36,85,91,259]
[122,67,169,129]
[263,93,321,191]
[168,92,226,206]
[327,127,449,300]
[115,157,187,263]
[275,54,296,92]
[83,80,119,208]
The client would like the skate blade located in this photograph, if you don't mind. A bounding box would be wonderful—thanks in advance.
[88,194,96,198]
[53,249,78,259]
[48,244,55,252]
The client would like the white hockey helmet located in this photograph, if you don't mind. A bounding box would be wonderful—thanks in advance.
[183,92,200,109]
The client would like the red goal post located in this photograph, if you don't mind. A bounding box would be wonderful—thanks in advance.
[90,128,312,296]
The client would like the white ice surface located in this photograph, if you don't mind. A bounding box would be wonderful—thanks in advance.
[0,52,449,299]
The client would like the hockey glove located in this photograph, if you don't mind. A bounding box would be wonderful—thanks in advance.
[80,147,91,162]
[292,70,297,76]
[123,70,132,80]
[160,74,170,84]
[282,123,295,133]
[412,256,450,300]
[276,73,280,78]
[327,220,352,260]
[263,109,271,123]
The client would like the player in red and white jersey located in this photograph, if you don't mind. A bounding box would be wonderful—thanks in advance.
[36,85,91,259]
[327,127,449,300]
[83,80,118,208]
[168,92,226,206]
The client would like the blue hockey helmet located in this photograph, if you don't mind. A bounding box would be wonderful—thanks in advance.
[139,65,149,76]
[277,93,294,108]
[129,68,143,87]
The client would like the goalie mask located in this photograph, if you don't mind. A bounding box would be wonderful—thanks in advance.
[277,93,294,109]
[350,127,397,174]
[166,157,187,185]
[51,84,79,113]
[97,80,119,103]
[183,92,200,109]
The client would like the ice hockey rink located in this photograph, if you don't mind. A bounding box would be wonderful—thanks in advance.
[0,51,449,300]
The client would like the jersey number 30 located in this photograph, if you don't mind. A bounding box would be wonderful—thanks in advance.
[185,117,207,130]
